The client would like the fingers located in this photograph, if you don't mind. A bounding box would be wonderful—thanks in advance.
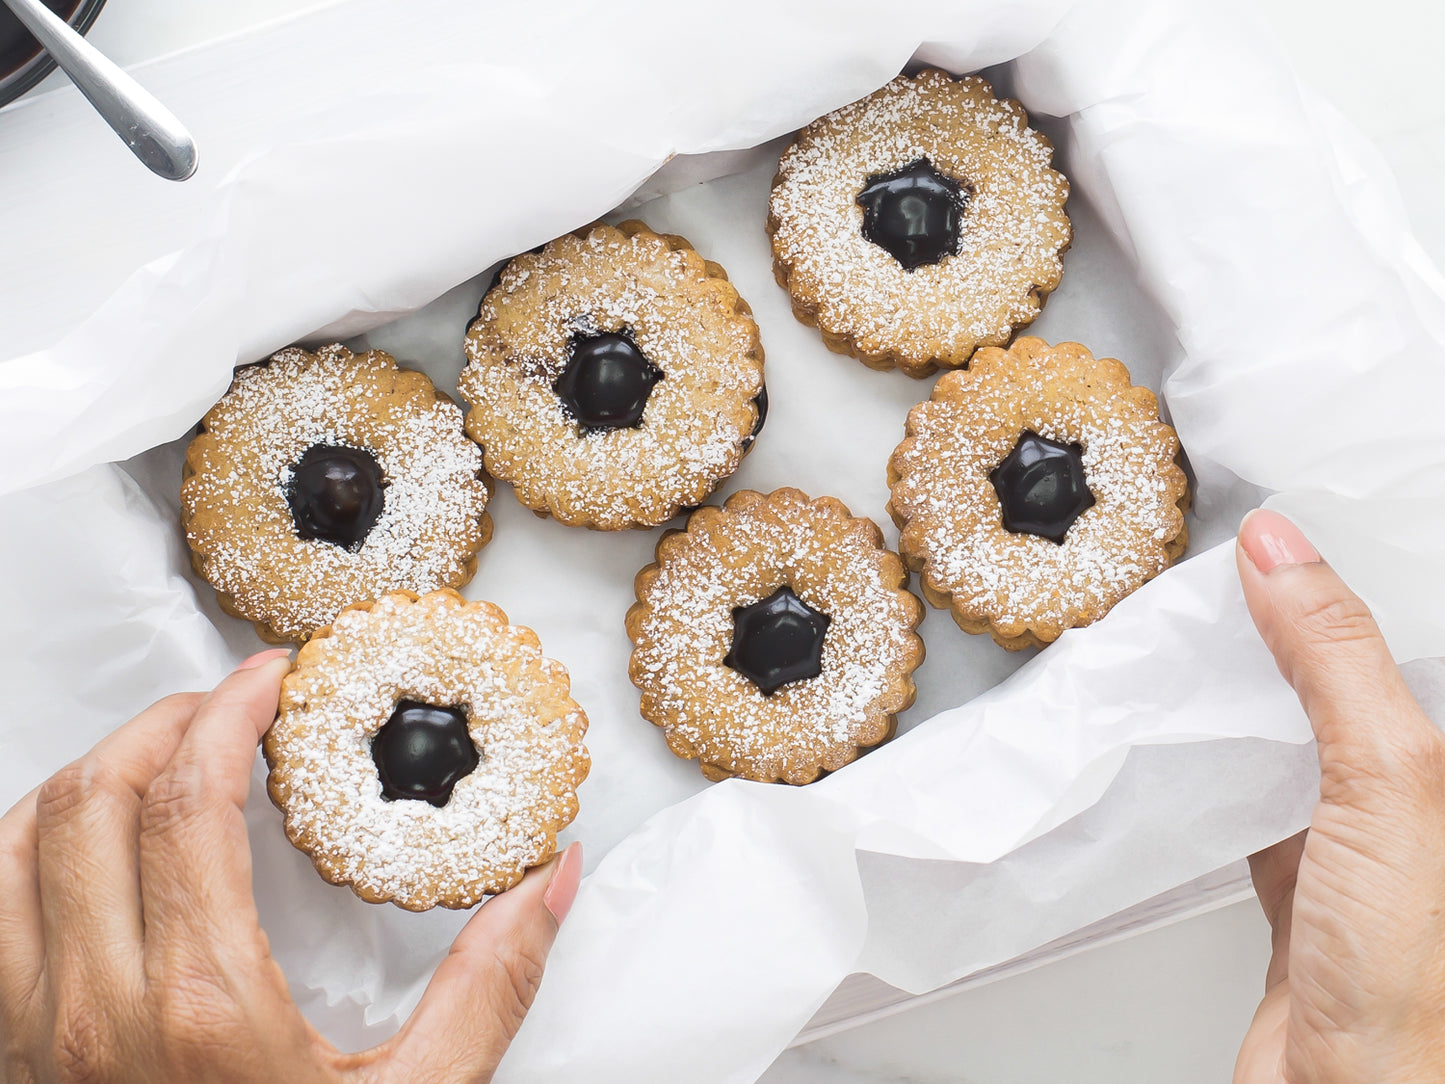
[1247,831,1304,930]
[1231,983,1289,1084]
[1247,831,1305,991]
[1236,509,1441,792]
[139,650,290,970]
[0,782,44,1029]
[0,694,204,1031]
[37,694,206,985]
[368,843,583,1084]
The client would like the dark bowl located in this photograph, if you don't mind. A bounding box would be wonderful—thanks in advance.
[0,0,107,110]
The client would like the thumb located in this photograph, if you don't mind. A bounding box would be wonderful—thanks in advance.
[1236,508,1439,794]
[375,842,583,1084]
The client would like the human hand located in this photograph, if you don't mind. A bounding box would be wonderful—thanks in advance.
[0,649,581,1084]
[1232,510,1445,1082]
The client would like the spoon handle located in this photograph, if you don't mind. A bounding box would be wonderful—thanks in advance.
[3,0,197,180]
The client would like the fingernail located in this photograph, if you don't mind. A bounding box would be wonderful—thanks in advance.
[542,842,582,926]
[234,648,292,672]
[1240,509,1321,574]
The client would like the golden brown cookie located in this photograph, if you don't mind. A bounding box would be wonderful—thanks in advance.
[263,589,590,911]
[458,220,766,531]
[887,337,1190,650]
[182,344,493,644]
[626,488,924,785]
[767,70,1071,377]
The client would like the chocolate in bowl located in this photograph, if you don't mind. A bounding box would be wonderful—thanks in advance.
[0,0,106,110]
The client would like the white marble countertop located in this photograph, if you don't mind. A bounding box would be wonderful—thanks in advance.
[21,1,1445,1080]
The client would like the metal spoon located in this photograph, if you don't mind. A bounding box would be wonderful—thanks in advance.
[1,0,196,180]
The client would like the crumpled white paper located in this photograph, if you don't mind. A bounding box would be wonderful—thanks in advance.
[3,0,1445,1080]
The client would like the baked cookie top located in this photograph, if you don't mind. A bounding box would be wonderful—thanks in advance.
[459,220,765,531]
[768,69,1071,377]
[182,344,493,644]
[887,337,1190,650]
[263,588,590,911]
[627,488,924,785]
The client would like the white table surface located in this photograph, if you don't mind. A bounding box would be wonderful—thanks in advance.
[25,2,1445,1081]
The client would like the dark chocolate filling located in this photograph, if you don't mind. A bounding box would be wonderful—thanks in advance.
[989,430,1095,544]
[725,585,831,696]
[554,329,664,430]
[0,0,81,79]
[741,384,769,450]
[371,700,480,807]
[285,444,386,550]
[856,158,969,271]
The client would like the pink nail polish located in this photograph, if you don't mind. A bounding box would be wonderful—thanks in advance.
[1239,509,1321,574]
[543,842,582,926]
[235,648,292,671]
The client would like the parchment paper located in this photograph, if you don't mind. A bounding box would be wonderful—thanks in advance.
[3,0,1445,1081]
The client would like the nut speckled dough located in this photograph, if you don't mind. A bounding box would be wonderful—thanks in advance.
[263,589,590,911]
[627,488,925,785]
[181,344,493,644]
[888,337,1191,650]
[459,220,765,531]
[768,69,1071,377]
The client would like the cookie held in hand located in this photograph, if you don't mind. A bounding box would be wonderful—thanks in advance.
[263,589,589,911]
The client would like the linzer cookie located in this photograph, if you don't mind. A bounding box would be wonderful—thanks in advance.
[767,70,1071,377]
[887,337,1190,650]
[181,345,493,645]
[263,589,589,911]
[458,220,766,531]
[627,488,924,785]
[182,348,491,644]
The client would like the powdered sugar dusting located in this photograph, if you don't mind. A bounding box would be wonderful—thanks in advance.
[891,341,1188,639]
[183,345,491,643]
[460,224,764,529]
[266,591,588,910]
[768,70,1070,372]
[630,492,922,784]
